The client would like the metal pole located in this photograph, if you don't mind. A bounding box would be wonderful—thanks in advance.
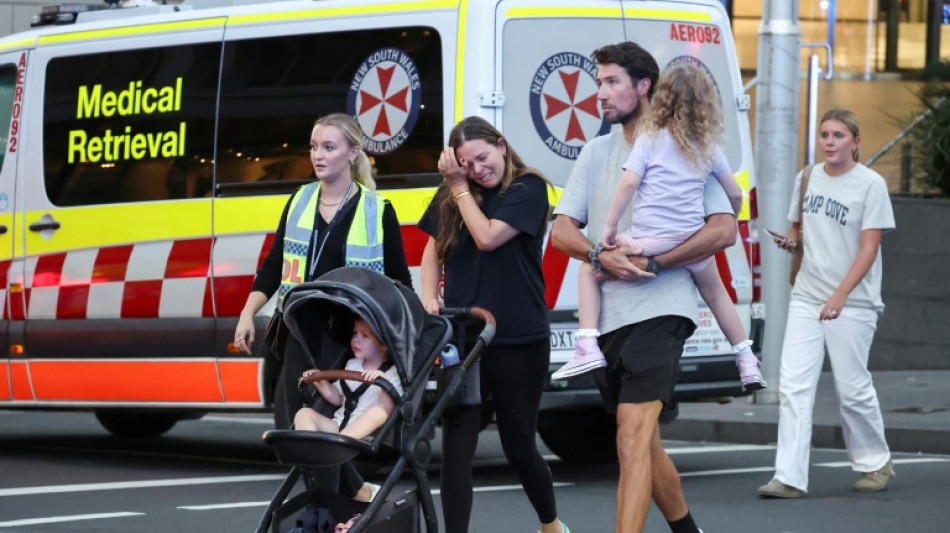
[926,0,942,69]
[900,143,912,195]
[826,0,837,52]
[754,0,801,404]
[885,0,899,72]
[805,54,820,165]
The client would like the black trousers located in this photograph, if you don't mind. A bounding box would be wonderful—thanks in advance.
[439,340,557,533]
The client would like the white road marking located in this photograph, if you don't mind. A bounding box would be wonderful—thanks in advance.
[21,444,277,467]
[816,457,950,468]
[180,502,271,510]
[0,475,286,497]
[199,415,274,425]
[680,466,776,478]
[666,444,775,455]
[674,453,950,478]
[0,512,144,528]
[435,482,573,495]
[178,482,576,511]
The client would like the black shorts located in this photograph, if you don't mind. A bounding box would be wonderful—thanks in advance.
[597,316,696,412]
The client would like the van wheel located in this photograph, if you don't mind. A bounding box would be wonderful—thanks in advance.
[537,408,617,463]
[94,411,180,438]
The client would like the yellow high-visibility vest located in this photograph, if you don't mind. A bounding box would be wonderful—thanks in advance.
[279,181,385,303]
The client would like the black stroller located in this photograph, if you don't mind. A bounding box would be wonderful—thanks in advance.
[256,267,494,533]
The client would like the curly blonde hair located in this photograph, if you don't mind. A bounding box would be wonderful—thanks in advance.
[639,63,724,170]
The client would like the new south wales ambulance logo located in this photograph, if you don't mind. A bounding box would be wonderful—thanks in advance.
[347,47,422,155]
[530,51,610,160]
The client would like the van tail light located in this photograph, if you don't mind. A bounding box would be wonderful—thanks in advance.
[741,187,762,303]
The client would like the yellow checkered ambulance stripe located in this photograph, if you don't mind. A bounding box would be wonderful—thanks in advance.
[36,18,227,45]
[227,0,457,25]
[23,201,213,255]
[735,168,751,221]
[623,7,712,22]
[0,37,36,52]
[504,6,712,22]
[212,190,436,236]
[505,7,622,18]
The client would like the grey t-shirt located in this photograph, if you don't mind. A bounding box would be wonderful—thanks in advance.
[553,129,734,334]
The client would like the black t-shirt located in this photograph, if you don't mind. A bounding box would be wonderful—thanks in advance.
[252,187,413,296]
[418,174,550,345]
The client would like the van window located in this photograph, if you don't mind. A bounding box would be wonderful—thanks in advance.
[216,27,443,194]
[0,64,16,171]
[42,43,220,206]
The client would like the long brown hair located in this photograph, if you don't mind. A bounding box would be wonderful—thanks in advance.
[432,116,545,260]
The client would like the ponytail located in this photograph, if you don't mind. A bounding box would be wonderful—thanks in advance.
[352,150,376,190]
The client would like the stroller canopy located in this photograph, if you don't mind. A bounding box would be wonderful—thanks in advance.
[281,267,426,385]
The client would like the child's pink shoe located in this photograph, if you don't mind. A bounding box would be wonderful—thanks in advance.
[736,350,767,392]
[551,337,606,381]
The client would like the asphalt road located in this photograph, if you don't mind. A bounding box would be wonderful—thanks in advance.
[1,410,948,532]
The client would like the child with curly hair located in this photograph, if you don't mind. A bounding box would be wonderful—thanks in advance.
[552,63,767,392]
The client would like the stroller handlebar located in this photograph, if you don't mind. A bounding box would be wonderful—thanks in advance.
[299,371,401,404]
[439,306,496,346]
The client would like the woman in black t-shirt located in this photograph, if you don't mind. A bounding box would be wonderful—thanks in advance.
[418,117,567,533]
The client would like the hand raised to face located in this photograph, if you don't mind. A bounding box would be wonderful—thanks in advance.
[437,146,470,191]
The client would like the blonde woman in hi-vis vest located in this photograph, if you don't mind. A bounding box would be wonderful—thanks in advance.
[234,113,412,501]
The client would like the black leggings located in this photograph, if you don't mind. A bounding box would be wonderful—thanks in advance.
[440,340,557,533]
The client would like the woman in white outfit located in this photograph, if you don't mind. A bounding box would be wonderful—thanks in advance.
[757,108,896,498]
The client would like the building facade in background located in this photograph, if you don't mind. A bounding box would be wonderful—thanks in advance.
[732,0,950,74]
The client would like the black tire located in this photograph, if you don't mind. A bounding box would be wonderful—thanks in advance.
[537,408,617,463]
[94,411,180,438]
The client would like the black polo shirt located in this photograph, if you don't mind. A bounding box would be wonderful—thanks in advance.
[419,174,550,346]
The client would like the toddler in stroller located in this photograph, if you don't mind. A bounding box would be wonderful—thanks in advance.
[295,316,404,441]
[258,267,494,533]
[294,316,403,505]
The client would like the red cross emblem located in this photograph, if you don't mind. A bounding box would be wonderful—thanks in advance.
[542,70,601,143]
[357,65,410,138]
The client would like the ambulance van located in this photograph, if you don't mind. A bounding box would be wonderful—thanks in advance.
[0,0,762,462]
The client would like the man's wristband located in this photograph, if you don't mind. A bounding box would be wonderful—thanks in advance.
[588,243,605,273]
[645,256,661,274]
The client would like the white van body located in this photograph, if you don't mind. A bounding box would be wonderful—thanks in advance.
[0,0,762,460]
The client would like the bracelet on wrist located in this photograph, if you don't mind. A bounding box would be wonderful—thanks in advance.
[453,190,471,202]
[588,243,605,274]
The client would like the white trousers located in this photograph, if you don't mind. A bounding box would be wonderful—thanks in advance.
[773,299,891,491]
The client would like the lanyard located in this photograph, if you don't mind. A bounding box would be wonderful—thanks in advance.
[308,181,355,281]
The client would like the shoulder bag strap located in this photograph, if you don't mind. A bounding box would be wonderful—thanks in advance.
[798,165,813,229]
